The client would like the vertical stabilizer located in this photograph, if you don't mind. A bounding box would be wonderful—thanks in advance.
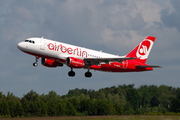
[126,36,156,64]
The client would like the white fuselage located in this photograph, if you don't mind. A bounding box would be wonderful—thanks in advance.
[18,37,123,62]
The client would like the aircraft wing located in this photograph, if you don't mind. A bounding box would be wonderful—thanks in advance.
[84,57,136,66]
[135,65,162,68]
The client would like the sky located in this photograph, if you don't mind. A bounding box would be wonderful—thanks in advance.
[0,0,180,97]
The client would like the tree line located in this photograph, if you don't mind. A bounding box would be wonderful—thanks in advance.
[0,84,180,117]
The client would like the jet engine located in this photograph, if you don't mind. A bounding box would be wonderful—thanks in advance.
[41,58,63,67]
[66,57,84,68]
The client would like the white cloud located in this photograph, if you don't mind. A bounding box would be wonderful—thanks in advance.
[132,1,162,25]
[100,28,145,49]
[20,75,39,82]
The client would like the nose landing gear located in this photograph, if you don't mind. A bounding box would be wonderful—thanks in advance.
[33,56,39,67]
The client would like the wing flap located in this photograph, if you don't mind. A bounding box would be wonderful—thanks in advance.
[84,57,136,65]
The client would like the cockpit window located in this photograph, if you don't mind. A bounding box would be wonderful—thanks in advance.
[24,40,35,44]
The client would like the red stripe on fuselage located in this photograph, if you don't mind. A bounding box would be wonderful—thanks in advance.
[21,50,153,72]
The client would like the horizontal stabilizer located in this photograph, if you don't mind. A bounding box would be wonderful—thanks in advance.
[135,65,162,68]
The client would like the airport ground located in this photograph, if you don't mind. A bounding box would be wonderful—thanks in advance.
[0,115,180,120]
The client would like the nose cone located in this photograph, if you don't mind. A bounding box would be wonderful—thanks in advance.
[17,42,24,50]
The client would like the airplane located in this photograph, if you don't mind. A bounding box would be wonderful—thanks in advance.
[17,36,161,78]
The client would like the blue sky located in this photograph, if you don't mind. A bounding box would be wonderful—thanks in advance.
[0,0,180,97]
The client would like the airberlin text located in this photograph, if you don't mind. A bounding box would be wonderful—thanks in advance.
[47,43,88,57]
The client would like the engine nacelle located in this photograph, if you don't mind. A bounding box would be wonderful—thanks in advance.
[66,57,84,68]
[41,58,63,67]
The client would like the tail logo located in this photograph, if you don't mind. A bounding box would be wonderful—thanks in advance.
[139,45,148,55]
[136,39,153,59]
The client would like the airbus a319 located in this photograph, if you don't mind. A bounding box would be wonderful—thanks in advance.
[17,36,161,78]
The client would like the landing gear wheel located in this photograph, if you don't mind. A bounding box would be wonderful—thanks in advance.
[85,71,92,78]
[68,71,75,77]
[33,62,38,67]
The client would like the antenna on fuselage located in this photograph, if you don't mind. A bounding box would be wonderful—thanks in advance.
[41,36,44,39]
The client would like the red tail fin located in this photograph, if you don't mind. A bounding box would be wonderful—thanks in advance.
[126,36,156,64]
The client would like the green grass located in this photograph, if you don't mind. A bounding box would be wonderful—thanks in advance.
[1,115,180,120]
[76,116,180,120]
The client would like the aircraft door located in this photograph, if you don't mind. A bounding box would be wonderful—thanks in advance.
[40,38,45,50]
[123,60,128,69]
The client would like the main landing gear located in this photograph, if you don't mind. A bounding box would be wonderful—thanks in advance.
[68,68,92,78]
[68,68,75,77]
[85,66,92,78]
[85,71,92,78]
[33,56,39,67]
